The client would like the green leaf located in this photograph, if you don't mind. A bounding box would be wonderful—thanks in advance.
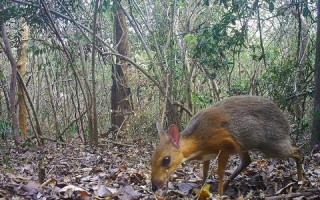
[0,6,18,22]
[314,107,320,119]
[220,0,228,8]
[268,2,274,12]
[303,4,311,17]
[253,0,259,10]
[101,0,111,11]
[184,33,197,46]
[0,71,4,79]
[258,54,265,61]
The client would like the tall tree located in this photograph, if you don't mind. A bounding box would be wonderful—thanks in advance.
[111,0,133,130]
[90,0,100,146]
[0,22,20,145]
[17,21,29,140]
[311,0,320,146]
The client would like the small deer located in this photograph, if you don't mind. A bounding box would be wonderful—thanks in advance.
[151,96,304,195]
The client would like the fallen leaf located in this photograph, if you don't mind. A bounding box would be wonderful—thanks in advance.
[59,184,91,198]
[177,182,197,195]
[20,181,40,196]
[193,183,212,200]
[118,185,142,200]
[97,185,116,197]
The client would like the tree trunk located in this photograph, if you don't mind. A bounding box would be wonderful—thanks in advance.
[79,44,91,145]
[291,8,310,135]
[0,69,10,120]
[44,67,62,142]
[1,22,20,145]
[17,21,29,140]
[111,0,133,131]
[311,0,320,147]
[90,0,100,146]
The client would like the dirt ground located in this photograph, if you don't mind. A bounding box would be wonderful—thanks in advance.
[1,137,319,199]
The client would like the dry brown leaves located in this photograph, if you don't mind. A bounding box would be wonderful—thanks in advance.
[0,139,319,199]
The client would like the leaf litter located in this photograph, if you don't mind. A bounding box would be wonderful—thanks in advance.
[0,138,319,199]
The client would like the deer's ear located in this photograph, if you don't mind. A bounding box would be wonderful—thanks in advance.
[156,122,167,141]
[168,124,180,148]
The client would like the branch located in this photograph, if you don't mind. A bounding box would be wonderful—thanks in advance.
[257,6,267,68]
[265,192,314,200]
[102,51,166,96]
[118,2,153,62]
[90,0,100,145]
[57,110,88,141]
[173,101,193,117]
[12,0,167,98]
[17,71,43,145]
[0,20,20,145]
[12,0,116,53]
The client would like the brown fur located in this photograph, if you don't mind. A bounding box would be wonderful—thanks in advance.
[151,96,304,195]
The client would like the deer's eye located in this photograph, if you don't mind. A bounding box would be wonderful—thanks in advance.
[162,156,170,166]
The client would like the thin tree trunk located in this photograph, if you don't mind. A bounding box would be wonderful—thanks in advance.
[44,67,62,142]
[36,56,41,114]
[90,0,100,146]
[79,44,91,145]
[0,84,2,117]
[0,69,10,120]
[74,75,85,142]
[17,72,43,145]
[17,21,29,140]
[165,0,181,130]
[0,22,20,145]
[291,7,309,135]
[111,0,133,131]
[257,6,267,68]
[311,0,320,146]
[40,0,89,143]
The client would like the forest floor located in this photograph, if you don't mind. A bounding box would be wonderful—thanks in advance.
[0,136,320,200]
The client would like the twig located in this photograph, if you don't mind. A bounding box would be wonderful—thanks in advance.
[173,101,193,117]
[99,139,134,147]
[265,192,314,200]
[196,150,221,200]
[116,115,129,139]
[40,177,56,188]
[55,110,88,142]
[12,0,168,100]
[17,71,43,145]
[275,182,295,195]
[0,20,20,145]
[160,74,169,125]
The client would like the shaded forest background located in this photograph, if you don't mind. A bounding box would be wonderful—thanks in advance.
[1,0,320,199]
[0,0,319,152]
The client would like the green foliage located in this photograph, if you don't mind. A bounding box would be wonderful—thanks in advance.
[102,0,113,12]
[0,120,11,140]
[184,34,197,46]
[229,78,250,95]
[0,4,34,22]
[314,107,320,119]
[0,0,316,148]
[191,91,213,107]
[260,60,295,105]
[0,71,5,79]
[193,3,250,74]
[22,139,34,147]
[302,2,312,18]
[2,152,10,167]
[265,0,275,12]
[69,122,79,133]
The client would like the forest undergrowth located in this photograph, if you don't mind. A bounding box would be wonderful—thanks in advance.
[0,134,320,200]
